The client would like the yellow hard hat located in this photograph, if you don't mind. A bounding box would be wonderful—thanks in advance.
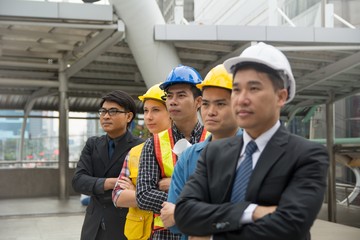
[196,64,232,91]
[138,83,165,103]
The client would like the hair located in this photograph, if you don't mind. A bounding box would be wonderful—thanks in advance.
[164,83,202,99]
[141,98,167,111]
[232,62,285,92]
[100,90,136,124]
[190,85,202,98]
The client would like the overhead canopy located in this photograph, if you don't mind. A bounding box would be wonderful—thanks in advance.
[1,0,360,118]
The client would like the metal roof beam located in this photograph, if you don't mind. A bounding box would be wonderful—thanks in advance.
[86,63,138,73]
[178,52,218,61]
[66,26,125,78]
[200,43,251,76]
[0,77,147,92]
[0,60,59,69]
[334,82,360,102]
[297,51,360,93]
[96,55,137,65]
[106,46,132,55]
[0,70,56,79]
[0,28,86,42]
[174,42,233,52]
[0,78,58,87]
[0,20,118,30]
[63,28,117,62]
[68,83,147,92]
[1,49,62,59]
[73,72,138,81]
[0,39,74,51]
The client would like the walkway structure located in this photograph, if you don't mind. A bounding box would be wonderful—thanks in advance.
[0,197,359,240]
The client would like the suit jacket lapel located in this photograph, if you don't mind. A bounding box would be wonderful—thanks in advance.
[247,125,289,201]
[96,136,108,166]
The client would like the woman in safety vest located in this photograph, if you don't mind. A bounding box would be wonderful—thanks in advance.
[136,65,209,240]
[112,83,171,240]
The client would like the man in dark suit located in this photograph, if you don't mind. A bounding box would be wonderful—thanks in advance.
[174,42,329,240]
[72,90,143,240]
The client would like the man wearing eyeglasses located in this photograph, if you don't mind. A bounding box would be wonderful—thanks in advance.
[72,90,144,240]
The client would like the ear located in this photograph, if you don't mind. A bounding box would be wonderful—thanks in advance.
[195,96,202,110]
[127,112,134,123]
[277,88,288,107]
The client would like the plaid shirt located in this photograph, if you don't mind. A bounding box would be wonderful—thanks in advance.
[112,152,130,206]
[136,122,204,240]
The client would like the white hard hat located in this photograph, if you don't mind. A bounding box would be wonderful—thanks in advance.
[223,42,295,103]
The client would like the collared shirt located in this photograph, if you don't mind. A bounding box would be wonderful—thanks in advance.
[112,153,130,206]
[108,133,133,205]
[107,133,127,149]
[111,132,142,206]
[136,121,204,240]
[237,121,280,169]
[240,121,281,223]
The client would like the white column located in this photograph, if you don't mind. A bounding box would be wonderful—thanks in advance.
[325,3,334,28]
[109,0,181,88]
[268,0,278,26]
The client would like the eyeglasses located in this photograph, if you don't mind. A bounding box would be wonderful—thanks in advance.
[98,108,128,117]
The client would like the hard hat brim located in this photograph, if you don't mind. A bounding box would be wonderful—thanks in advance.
[160,81,195,90]
[196,83,232,91]
[138,96,166,103]
[224,56,282,74]
[223,56,296,103]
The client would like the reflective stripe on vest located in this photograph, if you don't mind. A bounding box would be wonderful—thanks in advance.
[201,128,211,142]
[152,127,209,230]
[153,128,176,178]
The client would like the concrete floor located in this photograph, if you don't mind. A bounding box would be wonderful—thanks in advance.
[0,196,359,240]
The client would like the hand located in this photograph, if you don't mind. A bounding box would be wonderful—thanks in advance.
[189,236,211,240]
[252,205,277,221]
[117,177,135,191]
[104,178,117,191]
[158,177,171,192]
[160,202,176,228]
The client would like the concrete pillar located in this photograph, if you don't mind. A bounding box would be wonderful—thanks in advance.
[109,0,181,88]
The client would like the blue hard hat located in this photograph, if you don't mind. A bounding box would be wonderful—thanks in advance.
[160,65,203,90]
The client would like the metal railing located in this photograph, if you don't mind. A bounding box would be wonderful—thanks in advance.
[0,160,78,169]
[336,182,360,206]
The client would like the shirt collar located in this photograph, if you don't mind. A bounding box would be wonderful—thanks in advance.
[172,121,203,145]
[107,131,127,146]
[242,121,280,155]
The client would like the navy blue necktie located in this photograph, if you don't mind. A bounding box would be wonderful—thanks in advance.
[108,139,115,159]
[231,140,257,203]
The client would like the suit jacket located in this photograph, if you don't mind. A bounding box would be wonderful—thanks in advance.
[72,130,143,240]
[174,125,329,240]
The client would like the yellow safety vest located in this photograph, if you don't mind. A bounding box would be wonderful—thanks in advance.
[124,143,153,240]
[152,127,209,230]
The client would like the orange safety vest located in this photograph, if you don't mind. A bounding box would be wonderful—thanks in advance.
[152,127,209,230]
